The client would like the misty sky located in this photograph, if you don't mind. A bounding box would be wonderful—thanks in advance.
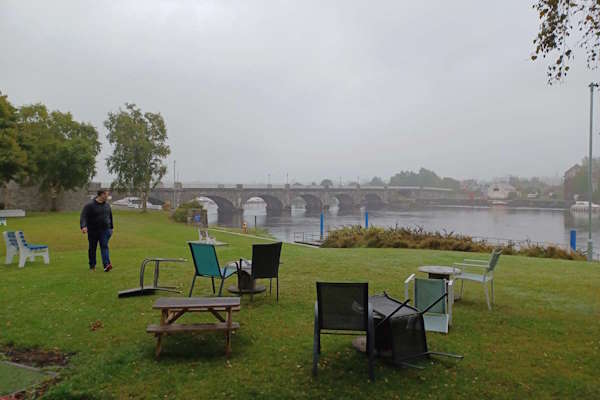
[2,0,599,184]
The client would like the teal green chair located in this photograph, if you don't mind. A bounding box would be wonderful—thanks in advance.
[187,242,237,296]
[404,275,453,334]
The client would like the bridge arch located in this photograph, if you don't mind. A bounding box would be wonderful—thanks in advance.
[242,194,284,214]
[331,193,355,210]
[196,195,236,213]
[363,193,385,209]
[295,194,323,212]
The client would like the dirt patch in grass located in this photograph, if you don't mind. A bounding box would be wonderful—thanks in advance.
[0,346,74,399]
[2,346,73,368]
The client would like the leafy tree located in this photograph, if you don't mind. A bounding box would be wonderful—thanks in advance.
[0,93,28,208]
[389,168,460,189]
[320,179,334,187]
[18,104,101,210]
[441,177,460,190]
[567,157,600,201]
[532,0,600,82]
[105,103,170,212]
[369,176,386,186]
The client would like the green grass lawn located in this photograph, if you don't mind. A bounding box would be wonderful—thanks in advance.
[1,211,599,399]
[0,362,50,396]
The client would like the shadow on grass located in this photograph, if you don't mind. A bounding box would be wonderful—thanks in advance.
[144,331,253,361]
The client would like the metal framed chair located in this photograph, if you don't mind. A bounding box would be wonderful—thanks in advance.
[388,292,463,368]
[313,282,375,381]
[187,242,237,296]
[238,242,282,301]
[404,275,453,334]
[453,248,502,310]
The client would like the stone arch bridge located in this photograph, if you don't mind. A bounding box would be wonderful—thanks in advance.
[150,184,455,213]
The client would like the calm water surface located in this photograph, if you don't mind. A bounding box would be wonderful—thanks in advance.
[203,202,600,251]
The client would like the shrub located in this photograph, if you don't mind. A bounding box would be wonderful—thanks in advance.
[321,225,586,261]
[172,200,203,223]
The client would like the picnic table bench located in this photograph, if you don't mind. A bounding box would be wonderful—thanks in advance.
[146,297,241,357]
[0,209,25,226]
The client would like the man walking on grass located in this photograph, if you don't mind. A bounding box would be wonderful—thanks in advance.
[80,190,114,272]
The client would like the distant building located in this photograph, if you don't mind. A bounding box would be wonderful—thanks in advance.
[461,179,484,199]
[487,182,517,200]
[563,164,582,201]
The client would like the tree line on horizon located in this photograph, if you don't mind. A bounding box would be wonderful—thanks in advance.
[0,92,169,211]
[315,168,461,190]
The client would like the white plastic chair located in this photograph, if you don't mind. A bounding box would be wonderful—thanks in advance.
[405,274,453,334]
[3,231,19,264]
[453,248,502,310]
[15,231,49,268]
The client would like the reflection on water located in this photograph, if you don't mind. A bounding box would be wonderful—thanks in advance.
[203,201,600,250]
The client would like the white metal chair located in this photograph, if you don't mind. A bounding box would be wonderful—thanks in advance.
[15,231,49,268]
[404,274,453,334]
[3,231,19,264]
[453,248,502,310]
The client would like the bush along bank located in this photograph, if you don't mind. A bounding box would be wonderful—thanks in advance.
[321,225,586,261]
[171,200,203,223]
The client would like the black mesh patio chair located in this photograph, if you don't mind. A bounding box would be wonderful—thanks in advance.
[239,242,283,301]
[383,292,463,368]
[312,282,375,381]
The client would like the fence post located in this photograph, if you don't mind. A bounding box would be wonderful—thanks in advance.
[365,211,369,228]
[570,230,577,253]
[320,212,324,240]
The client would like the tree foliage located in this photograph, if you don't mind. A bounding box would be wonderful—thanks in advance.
[105,103,170,211]
[17,104,101,210]
[389,168,458,189]
[320,179,334,187]
[368,176,386,186]
[532,0,600,82]
[566,157,600,201]
[0,93,28,207]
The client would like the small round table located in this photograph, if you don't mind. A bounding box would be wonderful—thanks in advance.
[417,265,461,280]
[227,264,266,295]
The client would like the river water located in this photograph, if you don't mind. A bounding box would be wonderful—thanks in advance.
[202,201,600,252]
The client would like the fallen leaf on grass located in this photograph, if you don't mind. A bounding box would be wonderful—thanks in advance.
[90,320,103,331]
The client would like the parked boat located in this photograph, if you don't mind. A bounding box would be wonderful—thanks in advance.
[570,201,600,214]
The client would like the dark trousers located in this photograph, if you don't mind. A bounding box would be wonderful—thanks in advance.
[88,229,112,268]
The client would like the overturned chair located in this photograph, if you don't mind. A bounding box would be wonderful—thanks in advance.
[370,292,463,369]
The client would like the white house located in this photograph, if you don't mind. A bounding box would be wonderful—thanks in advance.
[487,183,517,200]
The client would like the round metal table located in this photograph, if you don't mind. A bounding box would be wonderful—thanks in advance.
[227,264,266,295]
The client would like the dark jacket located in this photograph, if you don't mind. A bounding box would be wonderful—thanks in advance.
[80,200,113,232]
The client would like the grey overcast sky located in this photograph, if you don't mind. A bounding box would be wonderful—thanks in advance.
[1,0,599,184]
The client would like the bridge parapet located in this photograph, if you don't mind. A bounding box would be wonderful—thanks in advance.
[149,183,458,212]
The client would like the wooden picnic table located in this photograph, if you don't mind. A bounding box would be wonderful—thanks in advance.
[146,297,241,357]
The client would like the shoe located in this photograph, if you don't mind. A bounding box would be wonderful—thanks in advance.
[103,263,112,272]
[90,267,96,272]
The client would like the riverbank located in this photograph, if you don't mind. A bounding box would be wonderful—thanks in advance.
[1,211,598,398]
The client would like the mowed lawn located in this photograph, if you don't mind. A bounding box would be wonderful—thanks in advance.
[1,211,599,399]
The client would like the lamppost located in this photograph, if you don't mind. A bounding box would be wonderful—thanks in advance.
[587,82,598,261]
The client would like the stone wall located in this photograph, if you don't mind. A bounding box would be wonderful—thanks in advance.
[0,181,93,212]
